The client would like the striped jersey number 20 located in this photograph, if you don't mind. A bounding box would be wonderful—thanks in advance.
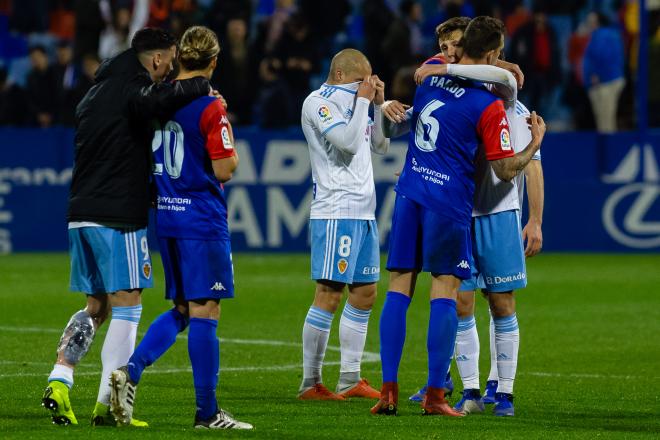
[152,120,185,179]
[414,100,445,152]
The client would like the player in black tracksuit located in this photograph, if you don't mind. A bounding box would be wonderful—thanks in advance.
[43,28,213,427]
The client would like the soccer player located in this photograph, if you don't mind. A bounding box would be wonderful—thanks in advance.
[383,17,524,127]
[42,28,211,426]
[381,16,520,401]
[371,16,546,417]
[406,19,545,417]
[109,26,251,430]
[298,49,390,400]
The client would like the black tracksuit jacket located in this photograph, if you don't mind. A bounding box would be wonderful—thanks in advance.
[68,48,209,227]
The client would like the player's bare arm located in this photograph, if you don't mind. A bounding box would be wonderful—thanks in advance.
[210,89,228,109]
[522,160,544,257]
[382,100,411,123]
[495,59,524,89]
[413,63,449,85]
[490,112,546,182]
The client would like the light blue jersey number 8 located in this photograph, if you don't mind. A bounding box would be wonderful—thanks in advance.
[414,100,445,152]
[152,120,185,179]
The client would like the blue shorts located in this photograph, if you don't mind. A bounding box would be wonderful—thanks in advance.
[159,237,234,301]
[460,210,527,293]
[69,226,153,294]
[386,193,472,280]
[310,219,380,284]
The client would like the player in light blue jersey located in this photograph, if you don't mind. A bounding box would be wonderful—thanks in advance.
[109,26,252,430]
[372,17,546,417]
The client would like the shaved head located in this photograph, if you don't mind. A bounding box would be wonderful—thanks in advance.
[326,48,372,84]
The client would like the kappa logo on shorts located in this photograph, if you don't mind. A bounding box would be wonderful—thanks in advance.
[211,282,226,291]
[337,258,348,274]
[456,260,470,269]
[142,262,151,278]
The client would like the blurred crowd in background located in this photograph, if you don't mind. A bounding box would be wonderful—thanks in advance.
[0,0,658,131]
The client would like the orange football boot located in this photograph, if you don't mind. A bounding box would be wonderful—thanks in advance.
[298,383,345,401]
[370,382,398,415]
[338,379,380,399]
[421,386,464,417]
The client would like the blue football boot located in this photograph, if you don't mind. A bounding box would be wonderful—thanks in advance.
[408,385,427,402]
[409,372,453,402]
[453,389,485,415]
[443,371,454,398]
[493,392,514,416]
[482,380,498,404]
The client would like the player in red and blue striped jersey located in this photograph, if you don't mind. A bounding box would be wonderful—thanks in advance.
[109,26,252,430]
[372,17,546,417]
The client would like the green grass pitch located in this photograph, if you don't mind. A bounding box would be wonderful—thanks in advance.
[1,253,659,439]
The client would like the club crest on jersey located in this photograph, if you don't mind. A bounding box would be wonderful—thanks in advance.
[337,258,348,274]
[500,128,511,151]
[221,126,233,149]
[143,262,151,278]
[318,105,333,123]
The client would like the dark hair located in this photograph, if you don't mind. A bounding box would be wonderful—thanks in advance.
[399,0,415,16]
[131,28,177,54]
[29,45,47,55]
[595,11,611,27]
[462,16,505,59]
[56,39,72,49]
[435,16,471,41]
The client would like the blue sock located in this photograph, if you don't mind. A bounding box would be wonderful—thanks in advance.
[380,291,411,383]
[128,308,188,384]
[188,317,219,421]
[427,298,458,389]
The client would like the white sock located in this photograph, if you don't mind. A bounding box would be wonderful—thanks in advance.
[455,315,480,390]
[96,305,142,405]
[48,364,74,388]
[338,302,371,387]
[302,306,333,388]
[493,313,519,394]
[487,313,498,382]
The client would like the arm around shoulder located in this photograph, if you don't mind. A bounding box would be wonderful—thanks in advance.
[127,76,210,120]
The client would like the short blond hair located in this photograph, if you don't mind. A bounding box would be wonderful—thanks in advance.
[327,48,370,82]
[179,26,220,71]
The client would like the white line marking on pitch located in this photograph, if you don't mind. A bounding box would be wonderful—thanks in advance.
[0,325,653,381]
[0,324,379,379]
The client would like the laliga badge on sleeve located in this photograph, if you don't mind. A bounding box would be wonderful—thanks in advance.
[500,128,511,151]
[318,105,333,124]
[221,126,233,149]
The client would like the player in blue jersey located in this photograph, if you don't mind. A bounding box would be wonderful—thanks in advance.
[381,17,525,403]
[395,18,545,417]
[109,26,252,430]
[371,16,546,417]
